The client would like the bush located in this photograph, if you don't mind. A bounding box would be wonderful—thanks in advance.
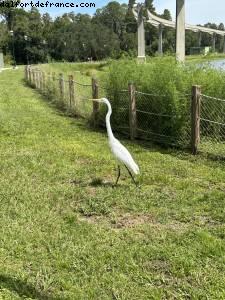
[100,57,225,146]
[3,54,13,66]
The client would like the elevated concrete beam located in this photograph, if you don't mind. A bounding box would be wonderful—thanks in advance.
[146,9,225,36]
[176,0,185,62]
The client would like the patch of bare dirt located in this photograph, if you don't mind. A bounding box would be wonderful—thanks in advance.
[78,213,155,229]
[78,213,191,232]
[111,213,154,229]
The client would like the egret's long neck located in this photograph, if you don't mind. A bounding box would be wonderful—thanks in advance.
[105,102,114,140]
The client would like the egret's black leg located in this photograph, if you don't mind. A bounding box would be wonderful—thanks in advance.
[124,165,137,186]
[115,165,121,185]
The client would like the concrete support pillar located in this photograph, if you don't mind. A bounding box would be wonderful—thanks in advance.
[176,0,185,62]
[0,50,4,72]
[212,33,216,52]
[158,24,163,56]
[137,5,146,63]
[198,31,202,48]
[223,36,225,53]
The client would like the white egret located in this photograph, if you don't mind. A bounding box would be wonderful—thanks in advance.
[90,98,140,186]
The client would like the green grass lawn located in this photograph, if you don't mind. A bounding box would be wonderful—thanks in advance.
[0,68,225,299]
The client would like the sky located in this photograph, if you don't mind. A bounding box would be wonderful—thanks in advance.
[23,0,225,26]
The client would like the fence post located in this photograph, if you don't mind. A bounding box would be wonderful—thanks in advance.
[42,71,45,92]
[30,69,33,85]
[34,69,37,88]
[191,85,201,155]
[39,71,42,89]
[24,65,28,80]
[92,77,99,127]
[52,72,56,82]
[128,82,137,140]
[69,75,75,111]
[40,70,43,91]
[31,69,34,86]
[28,66,31,83]
[37,70,41,89]
[59,73,64,102]
[32,69,35,86]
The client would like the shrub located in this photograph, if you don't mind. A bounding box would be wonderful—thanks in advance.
[99,57,225,146]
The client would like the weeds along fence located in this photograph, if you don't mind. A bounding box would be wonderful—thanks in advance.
[25,66,225,155]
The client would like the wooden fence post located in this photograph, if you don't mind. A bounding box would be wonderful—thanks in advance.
[128,82,137,140]
[191,85,201,154]
[24,65,28,80]
[59,73,64,102]
[30,69,33,85]
[39,71,42,89]
[52,72,56,82]
[92,78,99,127]
[69,75,75,111]
[36,70,39,89]
[32,69,35,86]
[28,67,31,83]
[42,71,45,91]
[39,71,43,90]
[34,69,37,88]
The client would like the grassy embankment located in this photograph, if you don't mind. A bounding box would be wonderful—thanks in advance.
[39,61,108,85]
[0,67,225,299]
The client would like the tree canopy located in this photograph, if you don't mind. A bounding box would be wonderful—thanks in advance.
[0,1,224,64]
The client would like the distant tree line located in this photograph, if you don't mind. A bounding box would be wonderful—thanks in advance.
[0,0,224,64]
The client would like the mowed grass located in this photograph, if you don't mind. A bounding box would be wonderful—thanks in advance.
[0,68,225,299]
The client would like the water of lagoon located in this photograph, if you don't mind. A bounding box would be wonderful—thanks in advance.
[206,59,225,70]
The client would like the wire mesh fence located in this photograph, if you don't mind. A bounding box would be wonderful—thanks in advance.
[97,85,191,147]
[74,81,93,118]
[25,66,192,149]
[27,67,93,120]
[97,87,130,136]
[199,93,225,156]
[25,66,225,156]
[135,91,191,147]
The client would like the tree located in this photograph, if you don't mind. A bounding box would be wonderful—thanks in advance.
[144,0,155,13]
[94,1,127,36]
[0,20,8,51]
[0,0,21,29]
[128,0,135,9]
[162,9,172,21]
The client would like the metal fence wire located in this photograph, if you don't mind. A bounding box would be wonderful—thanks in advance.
[26,67,192,148]
[74,81,93,118]
[95,87,130,137]
[26,66,225,155]
[27,68,93,120]
[200,93,225,155]
[134,90,190,147]
[110,90,130,136]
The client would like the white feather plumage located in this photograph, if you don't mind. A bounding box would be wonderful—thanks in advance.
[95,98,140,185]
